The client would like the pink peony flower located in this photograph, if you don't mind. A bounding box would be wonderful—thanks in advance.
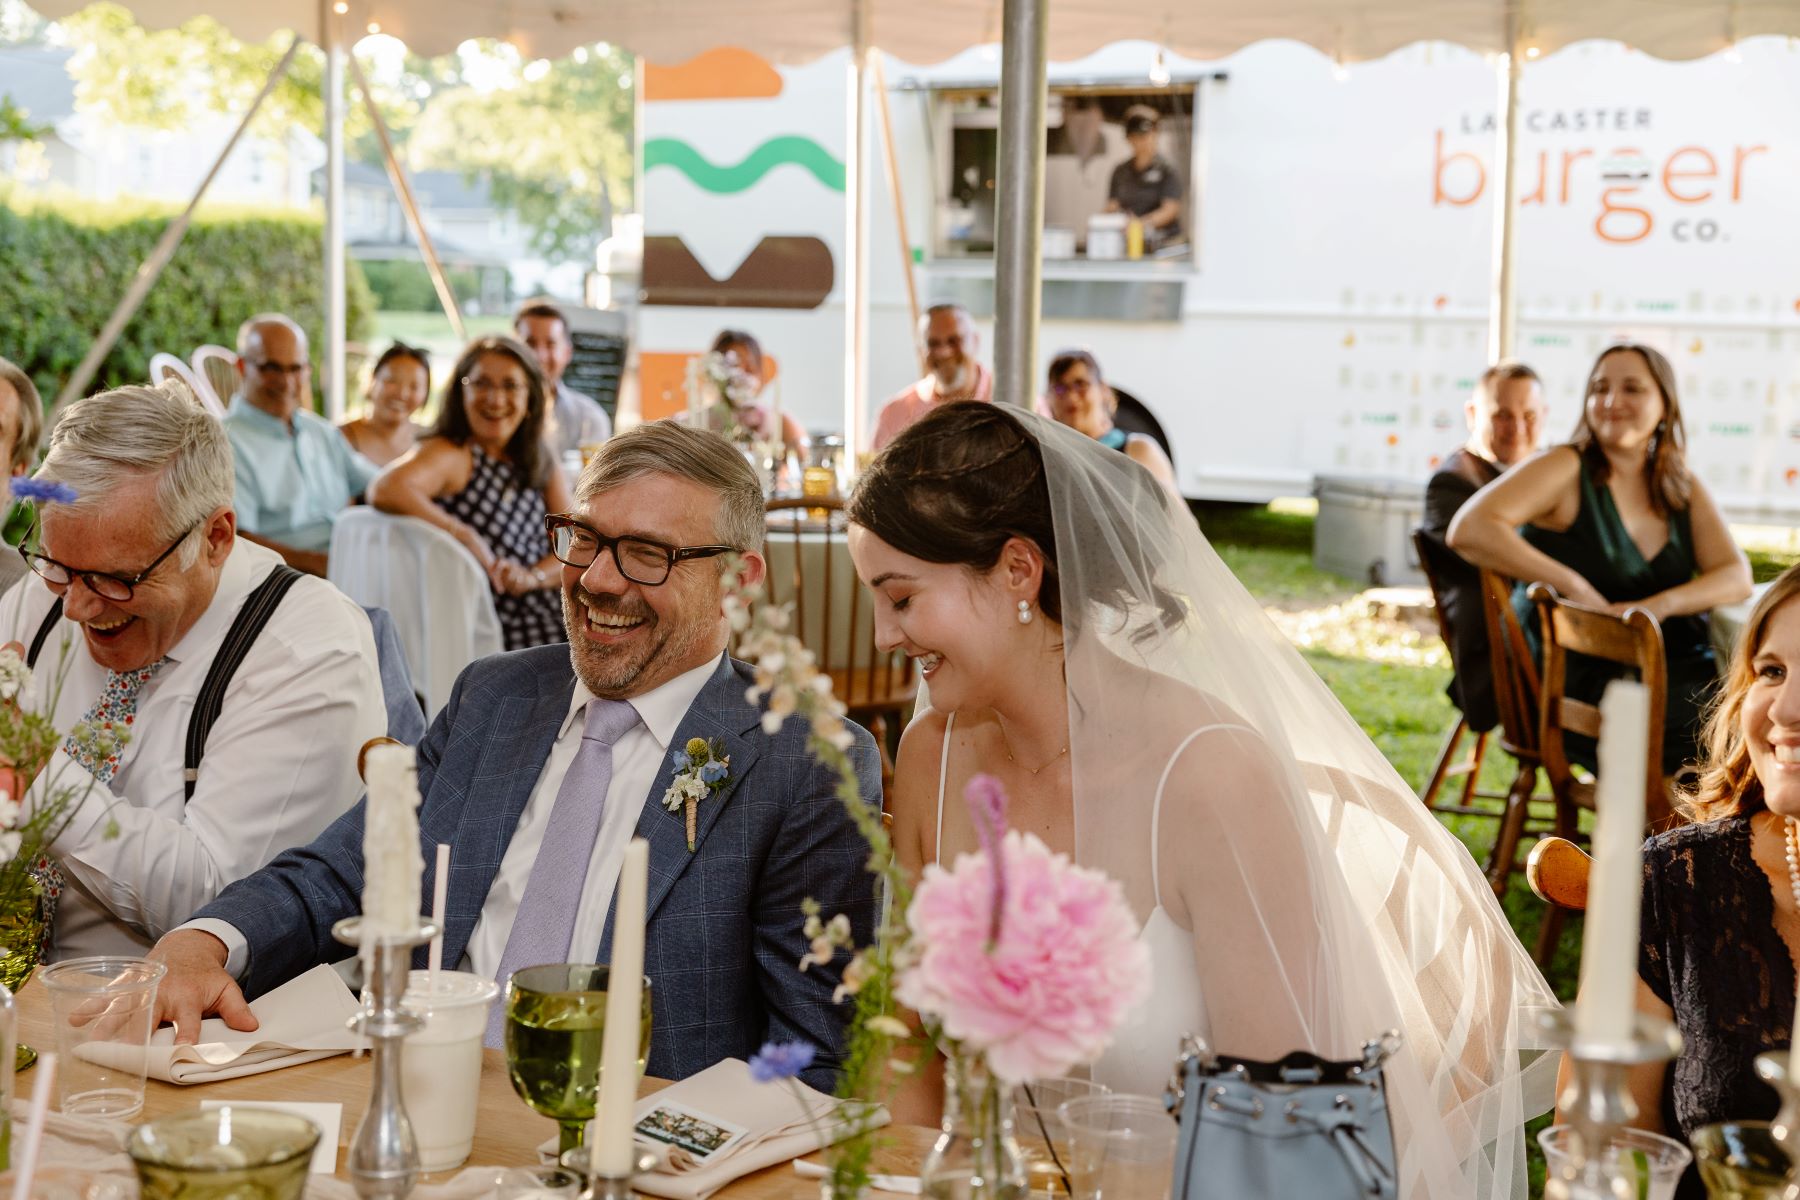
[896,831,1151,1083]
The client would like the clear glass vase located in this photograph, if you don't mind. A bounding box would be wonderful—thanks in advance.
[920,1052,1027,1200]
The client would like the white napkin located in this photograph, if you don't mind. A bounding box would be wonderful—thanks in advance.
[619,1059,889,1200]
[73,964,364,1084]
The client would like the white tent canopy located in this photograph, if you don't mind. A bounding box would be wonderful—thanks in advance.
[30,0,1800,423]
[26,0,1800,63]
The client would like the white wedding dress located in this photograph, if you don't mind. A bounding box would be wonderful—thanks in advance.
[935,714,1230,1095]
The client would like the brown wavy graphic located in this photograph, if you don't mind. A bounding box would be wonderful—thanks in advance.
[641,236,835,310]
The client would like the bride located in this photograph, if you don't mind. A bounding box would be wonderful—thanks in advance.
[845,402,1559,1199]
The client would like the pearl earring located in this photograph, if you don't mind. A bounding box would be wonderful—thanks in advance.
[1017,600,1033,625]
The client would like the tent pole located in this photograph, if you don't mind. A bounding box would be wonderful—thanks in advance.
[1487,40,1522,361]
[993,0,1048,409]
[51,38,304,413]
[348,53,467,343]
[845,0,871,450]
[870,53,923,371]
[322,0,348,420]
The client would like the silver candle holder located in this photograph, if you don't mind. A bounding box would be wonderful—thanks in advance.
[562,1143,660,1200]
[334,916,440,1200]
[1537,1007,1683,1200]
[1752,1053,1800,1198]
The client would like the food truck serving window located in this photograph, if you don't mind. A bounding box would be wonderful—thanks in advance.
[932,86,1197,262]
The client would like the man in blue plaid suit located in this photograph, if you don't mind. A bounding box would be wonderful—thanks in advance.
[148,422,880,1092]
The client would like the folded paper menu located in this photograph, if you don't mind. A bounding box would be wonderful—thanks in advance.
[73,963,364,1084]
[622,1058,890,1200]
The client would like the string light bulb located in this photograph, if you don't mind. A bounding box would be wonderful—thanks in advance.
[1524,44,1541,59]
[332,1,348,14]
[366,20,380,33]
[1148,45,1170,87]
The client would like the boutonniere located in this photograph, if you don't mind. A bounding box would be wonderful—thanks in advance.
[662,737,730,851]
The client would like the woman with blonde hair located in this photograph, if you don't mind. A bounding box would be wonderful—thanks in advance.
[1586,564,1800,1199]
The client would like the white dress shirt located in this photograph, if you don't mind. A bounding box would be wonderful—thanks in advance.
[193,651,720,980]
[0,539,386,959]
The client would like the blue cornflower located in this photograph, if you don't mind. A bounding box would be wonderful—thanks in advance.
[699,759,728,785]
[671,751,692,772]
[10,479,77,505]
[748,1040,816,1083]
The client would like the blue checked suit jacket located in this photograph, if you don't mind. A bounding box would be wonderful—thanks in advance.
[191,647,882,1091]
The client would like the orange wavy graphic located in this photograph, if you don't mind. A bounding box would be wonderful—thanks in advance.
[644,48,782,102]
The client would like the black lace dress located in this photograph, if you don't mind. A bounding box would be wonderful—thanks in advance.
[1641,814,1790,1199]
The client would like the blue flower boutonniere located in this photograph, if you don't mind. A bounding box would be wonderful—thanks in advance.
[662,736,729,851]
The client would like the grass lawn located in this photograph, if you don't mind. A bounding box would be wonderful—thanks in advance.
[1197,499,1800,1195]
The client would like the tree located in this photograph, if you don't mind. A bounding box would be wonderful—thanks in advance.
[41,6,632,266]
[405,41,633,262]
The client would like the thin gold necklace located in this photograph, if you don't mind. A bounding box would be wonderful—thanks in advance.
[995,713,1068,776]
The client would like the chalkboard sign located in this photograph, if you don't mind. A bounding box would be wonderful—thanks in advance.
[519,299,629,421]
[564,329,627,420]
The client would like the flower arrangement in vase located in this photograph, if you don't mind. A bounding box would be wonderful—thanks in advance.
[722,565,1150,1199]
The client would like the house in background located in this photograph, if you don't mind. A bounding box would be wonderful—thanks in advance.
[327,161,587,312]
[0,44,321,208]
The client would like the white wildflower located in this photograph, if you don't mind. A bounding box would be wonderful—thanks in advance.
[761,710,785,736]
[0,831,21,866]
[0,793,19,829]
[864,1015,911,1040]
[0,647,29,702]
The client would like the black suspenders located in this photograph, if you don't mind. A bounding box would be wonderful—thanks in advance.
[26,564,306,800]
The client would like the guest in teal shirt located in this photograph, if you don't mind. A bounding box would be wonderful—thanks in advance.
[223,314,378,576]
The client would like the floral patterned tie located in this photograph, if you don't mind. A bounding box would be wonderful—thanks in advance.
[34,659,166,961]
[63,660,165,783]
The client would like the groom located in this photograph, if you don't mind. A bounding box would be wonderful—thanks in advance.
[148,422,881,1091]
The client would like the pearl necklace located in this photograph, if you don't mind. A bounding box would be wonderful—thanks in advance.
[1786,818,1800,914]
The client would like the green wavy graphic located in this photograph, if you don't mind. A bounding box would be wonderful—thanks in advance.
[644,136,846,194]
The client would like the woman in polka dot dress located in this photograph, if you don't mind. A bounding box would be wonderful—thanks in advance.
[369,336,572,650]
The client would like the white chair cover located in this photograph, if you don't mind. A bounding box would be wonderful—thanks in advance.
[327,509,503,718]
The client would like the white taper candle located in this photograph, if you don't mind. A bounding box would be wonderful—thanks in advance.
[594,837,650,1178]
[361,742,423,943]
[1574,679,1650,1050]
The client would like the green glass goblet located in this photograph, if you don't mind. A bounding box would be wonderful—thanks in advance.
[504,963,653,1157]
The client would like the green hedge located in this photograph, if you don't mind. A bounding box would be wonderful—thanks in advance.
[0,190,374,416]
[360,258,485,313]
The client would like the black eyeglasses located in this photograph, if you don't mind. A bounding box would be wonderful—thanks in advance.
[22,521,199,602]
[544,514,735,587]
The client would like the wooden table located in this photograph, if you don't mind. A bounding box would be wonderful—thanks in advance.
[14,984,934,1197]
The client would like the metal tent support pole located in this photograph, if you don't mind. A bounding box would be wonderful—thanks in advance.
[51,38,304,413]
[993,0,1049,409]
[870,53,923,372]
[845,0,872,450]
[348,53,467,343]
[322,0,348,420]
[1487,36,1523,361]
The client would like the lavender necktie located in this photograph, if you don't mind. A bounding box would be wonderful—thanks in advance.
[486,697,640,1047]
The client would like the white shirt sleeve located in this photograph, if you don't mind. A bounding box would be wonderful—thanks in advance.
[179,917,251,978]
[47,595,384,945]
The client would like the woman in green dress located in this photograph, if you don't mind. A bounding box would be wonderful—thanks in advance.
[1449,342,1752,773]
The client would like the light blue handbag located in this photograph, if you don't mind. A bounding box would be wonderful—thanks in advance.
[1164,1031,1402,1199]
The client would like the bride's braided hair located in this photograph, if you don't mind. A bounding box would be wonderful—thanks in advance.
[849,402,1066,624]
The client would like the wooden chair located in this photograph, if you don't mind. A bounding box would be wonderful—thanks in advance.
[1479,568,1559,909]
[1526,582,1680,958]
[763,498,918,799]
[1525,835,1590,913]
[1410,529,1492,814]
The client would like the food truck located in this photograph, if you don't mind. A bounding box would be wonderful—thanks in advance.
[632,36,1800,519]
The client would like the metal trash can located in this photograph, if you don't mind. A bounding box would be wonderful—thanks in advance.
[1312,475,1427,587]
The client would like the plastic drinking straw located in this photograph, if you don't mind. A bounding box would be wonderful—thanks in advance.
[427,842,450,988]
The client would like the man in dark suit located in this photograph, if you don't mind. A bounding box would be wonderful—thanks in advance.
[148,422,880,1092]
[1420,362,1547,732]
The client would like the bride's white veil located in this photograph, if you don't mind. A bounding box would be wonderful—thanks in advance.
[1022,409,1559,1199]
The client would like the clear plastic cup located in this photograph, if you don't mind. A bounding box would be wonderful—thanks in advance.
[1012,1078,1110,1196]
[1056,1095,1177,1200]
[400,969,500,1171]
[1538,1124,1693,1200]
[38,956,166,1118]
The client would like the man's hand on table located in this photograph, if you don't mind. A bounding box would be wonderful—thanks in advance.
[148,929,259,1044]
